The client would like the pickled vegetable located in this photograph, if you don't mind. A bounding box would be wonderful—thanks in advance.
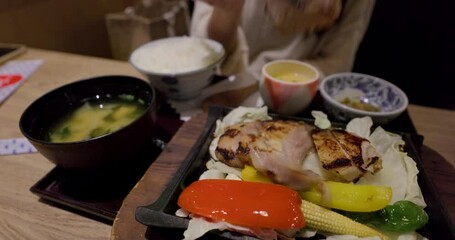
[340,97,381,112]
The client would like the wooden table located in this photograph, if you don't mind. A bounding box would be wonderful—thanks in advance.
[0,48,143,240]
[1,48,454,239]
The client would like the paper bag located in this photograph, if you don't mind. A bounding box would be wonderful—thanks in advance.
[106,0,190,60]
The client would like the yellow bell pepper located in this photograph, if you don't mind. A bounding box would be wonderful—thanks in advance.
[241,165,392,212]
[241,165,274,183]
[300,181,392,212]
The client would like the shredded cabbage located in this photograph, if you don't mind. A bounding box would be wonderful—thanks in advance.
[311,111,331,129]
[183,217,252,240]
[358,127,426,207]
[213,106,271,137]
[345,116,373,139]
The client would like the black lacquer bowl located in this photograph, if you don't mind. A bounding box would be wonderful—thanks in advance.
[19,75,157,171]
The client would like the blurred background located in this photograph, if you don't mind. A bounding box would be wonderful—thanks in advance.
[0,0,453,110]
[352,1,455,111]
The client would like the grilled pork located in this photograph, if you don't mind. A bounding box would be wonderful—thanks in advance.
[312,129,382,182]
[215,120,325,191]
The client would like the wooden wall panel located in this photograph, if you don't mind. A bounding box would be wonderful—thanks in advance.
[0,0,135,58]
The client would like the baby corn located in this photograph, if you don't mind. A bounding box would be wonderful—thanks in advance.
[300,199,389,240]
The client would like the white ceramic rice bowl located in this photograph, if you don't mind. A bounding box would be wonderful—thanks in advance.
[129,37,225,100]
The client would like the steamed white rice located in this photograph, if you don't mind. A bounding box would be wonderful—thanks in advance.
[131,37,223,74]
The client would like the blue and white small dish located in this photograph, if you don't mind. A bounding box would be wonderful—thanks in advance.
[320,72,408,124]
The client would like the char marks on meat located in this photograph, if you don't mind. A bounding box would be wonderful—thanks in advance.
[215,122,261,168]
[312,129,382,182]
[215,120,324,191]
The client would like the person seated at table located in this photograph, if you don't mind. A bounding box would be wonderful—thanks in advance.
[190,0,376,80]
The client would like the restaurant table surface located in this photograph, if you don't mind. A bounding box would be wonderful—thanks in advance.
[0,48,454,239]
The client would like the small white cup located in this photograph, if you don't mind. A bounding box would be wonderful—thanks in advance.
[260,60,320,115]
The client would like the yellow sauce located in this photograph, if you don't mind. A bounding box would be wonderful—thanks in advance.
[272,72,312,83]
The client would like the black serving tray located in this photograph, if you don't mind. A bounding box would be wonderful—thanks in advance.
[30,138,165,223]
[135,106,455,239]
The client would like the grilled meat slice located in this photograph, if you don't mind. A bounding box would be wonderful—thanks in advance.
[312,129,382,182]
[215,120,324,191]
[215,121,262,168]
[312,129,364,182]
[360,141,382,173]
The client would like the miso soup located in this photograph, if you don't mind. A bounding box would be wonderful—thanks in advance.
[48,95,147,143]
